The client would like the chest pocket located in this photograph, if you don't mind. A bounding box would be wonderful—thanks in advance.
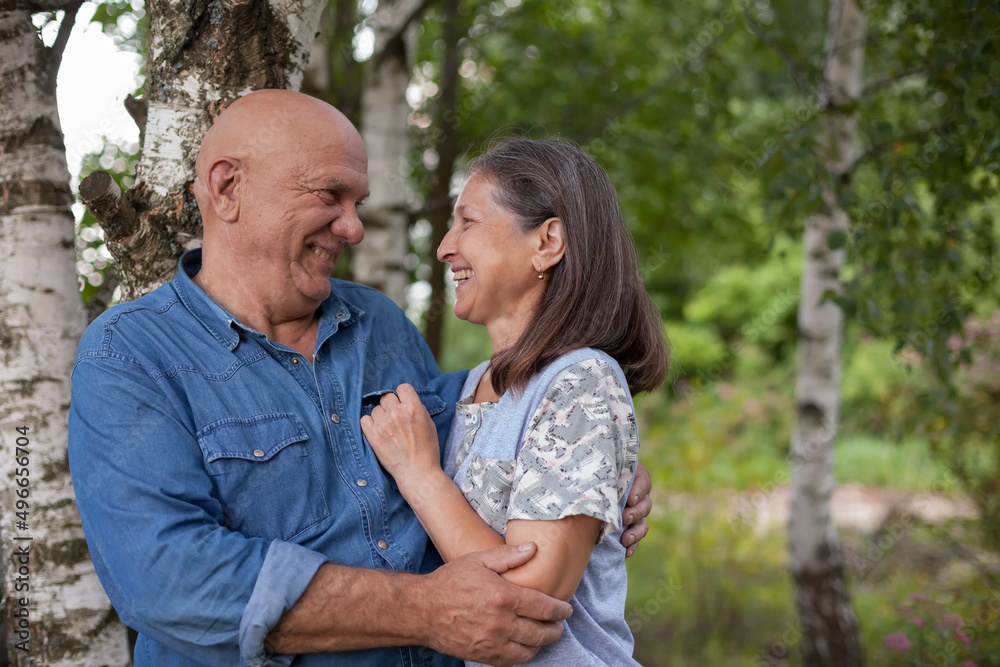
[361,387,448,491]
[360,386,447,418]
[197,414,330,541]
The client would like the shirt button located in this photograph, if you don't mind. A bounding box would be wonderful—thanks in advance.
[377,539,389,550]
[335,312,347,318]
[291,357,300,366]
[330,413,340,424]
[356,478,368,487]
[253,449,265,458]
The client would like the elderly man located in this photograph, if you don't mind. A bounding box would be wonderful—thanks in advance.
[69,90,650,666]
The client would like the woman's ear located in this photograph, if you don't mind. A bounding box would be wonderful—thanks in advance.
[535,217,566,272]
[206,157,242,223]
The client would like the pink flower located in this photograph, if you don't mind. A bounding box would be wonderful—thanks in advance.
[940,612,964,629]
[884,633,911,650]
[956,630,970,645]
[962,661,976,667]
[911,616,925,627]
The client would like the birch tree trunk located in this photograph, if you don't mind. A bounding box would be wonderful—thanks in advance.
[355,0,426,305]
[0,6,130,664]
[83,0,327,301]
[422,0,461,357]
[788,0,865,664]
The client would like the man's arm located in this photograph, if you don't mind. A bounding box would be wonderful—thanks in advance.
[265,544,570,665]
[71,354,569,666]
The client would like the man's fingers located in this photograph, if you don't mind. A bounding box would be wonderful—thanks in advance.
[621,517,649,558]
[474,542,538,574]
[506,573,573,624]
[395,383,419,402]
[379,391,400,407]
[506,616,566,648]
[627,461,652,508]
[623,495,652,526]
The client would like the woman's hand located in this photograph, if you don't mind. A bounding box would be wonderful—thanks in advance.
[360,383,443,491]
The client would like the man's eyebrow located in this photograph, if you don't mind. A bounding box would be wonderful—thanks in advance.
[323,179,369,201]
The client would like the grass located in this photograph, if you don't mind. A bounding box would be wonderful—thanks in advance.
[625,361,988,665]
[627,509,999,666]
[835,435,954,492]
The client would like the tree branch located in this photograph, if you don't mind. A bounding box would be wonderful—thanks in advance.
[80,171,140,242]
[124,94,148,147]
[46,0,82,93]
[861,66,930,97]
[371,0,437,67]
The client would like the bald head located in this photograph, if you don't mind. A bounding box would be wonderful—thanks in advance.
[193,90,366,225]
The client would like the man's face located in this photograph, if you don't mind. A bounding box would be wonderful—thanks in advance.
[235,129,369,313]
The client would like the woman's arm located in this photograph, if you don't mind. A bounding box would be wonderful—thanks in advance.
[361,385,600,600]
[360,384,505,561]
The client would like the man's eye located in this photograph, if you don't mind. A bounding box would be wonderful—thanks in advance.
[355,200,366,210]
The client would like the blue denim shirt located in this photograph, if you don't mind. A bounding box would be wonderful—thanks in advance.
[68,250,466,667]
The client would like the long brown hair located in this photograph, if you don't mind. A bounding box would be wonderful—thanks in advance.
[470,138,669,395]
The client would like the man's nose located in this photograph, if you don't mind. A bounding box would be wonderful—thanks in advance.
[336,207,365,246]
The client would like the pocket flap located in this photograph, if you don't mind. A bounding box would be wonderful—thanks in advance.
[361,386,447,417]
[197,413,308,464]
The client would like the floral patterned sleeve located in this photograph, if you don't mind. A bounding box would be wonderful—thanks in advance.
[507,359,638,543]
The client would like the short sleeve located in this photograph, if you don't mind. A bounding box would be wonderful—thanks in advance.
[507,359,638,542]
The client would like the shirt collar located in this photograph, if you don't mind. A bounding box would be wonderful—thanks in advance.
[174,249,360,352]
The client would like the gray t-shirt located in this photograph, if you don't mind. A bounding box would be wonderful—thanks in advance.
[442,348,641,666]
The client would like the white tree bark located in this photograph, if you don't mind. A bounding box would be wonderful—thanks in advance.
[355,0,424,305]
[91,0,327,300]
[788,0,866,664]
[0,9,130,665]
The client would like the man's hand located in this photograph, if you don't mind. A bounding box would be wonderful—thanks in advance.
[621,461,652,557]
[416,543,572,666]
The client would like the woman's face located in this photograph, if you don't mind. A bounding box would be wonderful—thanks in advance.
[437,174,546,349]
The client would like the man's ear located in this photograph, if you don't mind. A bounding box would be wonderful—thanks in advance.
[534,217,565,272]
[206,157,242,223]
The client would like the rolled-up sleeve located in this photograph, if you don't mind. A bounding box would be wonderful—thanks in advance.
[240,541,327,666]
[69,354,324,665]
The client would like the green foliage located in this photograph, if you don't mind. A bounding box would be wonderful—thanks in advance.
[626,517,794,666]
[627,500,999,665]
[436,308,492,374]
[662,319,728,384]
[88,0,146,52]
[681,237,800,351]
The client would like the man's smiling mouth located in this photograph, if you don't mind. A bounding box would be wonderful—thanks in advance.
[310,246,335,262]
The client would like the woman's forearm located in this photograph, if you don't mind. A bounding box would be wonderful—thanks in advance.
[397,469,504,561]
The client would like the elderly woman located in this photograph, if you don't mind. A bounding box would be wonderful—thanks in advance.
[361,138,668,664]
